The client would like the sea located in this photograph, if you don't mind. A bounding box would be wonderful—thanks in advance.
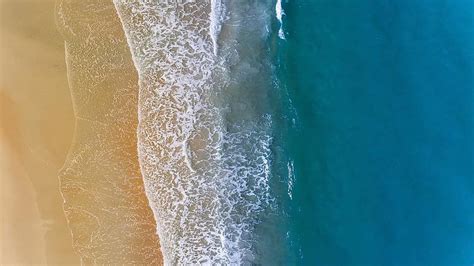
[112,0,474,264]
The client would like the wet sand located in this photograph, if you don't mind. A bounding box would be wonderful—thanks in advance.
[56,0,162,263]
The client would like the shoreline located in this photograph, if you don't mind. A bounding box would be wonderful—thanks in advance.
[56,0,163,263]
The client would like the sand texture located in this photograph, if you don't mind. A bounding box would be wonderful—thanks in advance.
[1,0,162,264]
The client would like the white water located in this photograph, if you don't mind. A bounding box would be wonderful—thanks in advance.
[287,160,295,200]
[210,0,226,56]
[276,0,286,39]
[113,0,276,264]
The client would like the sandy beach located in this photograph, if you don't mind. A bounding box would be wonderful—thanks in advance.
[1,0,161,264]
[0,0,78,264]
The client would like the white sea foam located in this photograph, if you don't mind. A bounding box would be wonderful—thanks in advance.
[113,0,276,264]
[210,0,225,56]
[287,160,295,200]
[276,0,286,39]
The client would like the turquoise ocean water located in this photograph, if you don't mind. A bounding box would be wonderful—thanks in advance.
[114,0,473,263]
[277,0,474,264]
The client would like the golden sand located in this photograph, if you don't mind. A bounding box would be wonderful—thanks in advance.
[1,0,162,264]
[0,0,78,264]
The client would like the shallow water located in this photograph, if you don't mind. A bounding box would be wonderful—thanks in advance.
[56,0,162,263]
[114,0,286,263]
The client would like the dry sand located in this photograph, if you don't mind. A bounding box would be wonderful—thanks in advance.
[0,0,78,264]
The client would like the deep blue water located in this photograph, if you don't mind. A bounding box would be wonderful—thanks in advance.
[279,0,474,264]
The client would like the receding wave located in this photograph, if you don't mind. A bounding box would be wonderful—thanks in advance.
[55,0,162,264]
[113,0,276,264]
